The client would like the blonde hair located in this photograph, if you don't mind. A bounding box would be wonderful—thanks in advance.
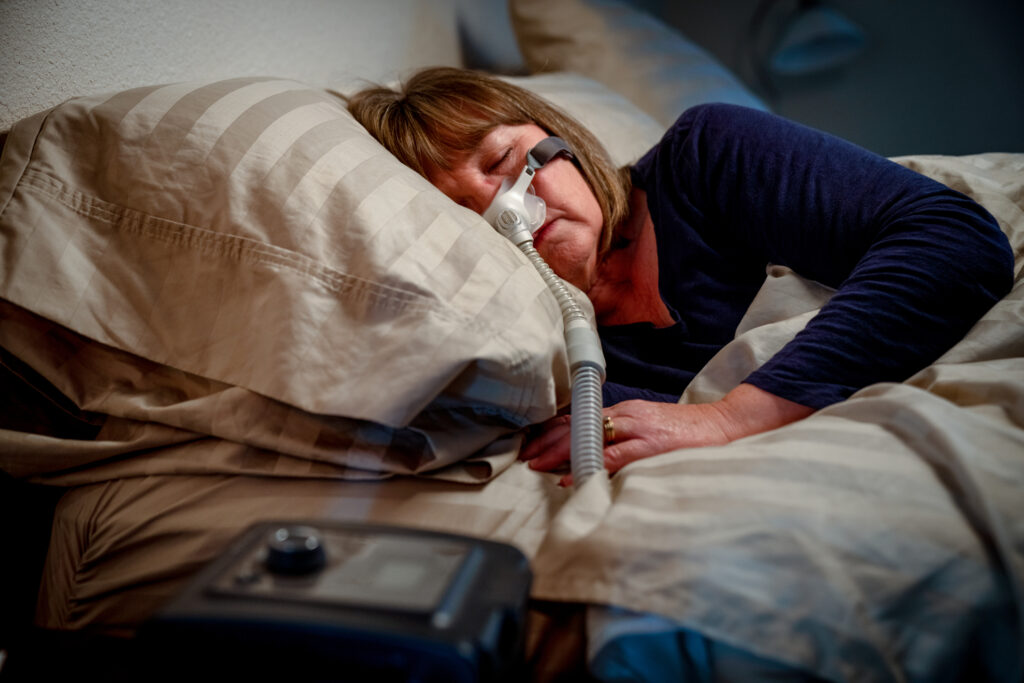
[345,67,631,252]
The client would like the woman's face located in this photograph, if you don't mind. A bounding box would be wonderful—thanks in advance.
[426,124,604,291]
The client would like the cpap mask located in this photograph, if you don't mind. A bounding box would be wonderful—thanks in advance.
[479,135,607,489]
[482,136,574,246]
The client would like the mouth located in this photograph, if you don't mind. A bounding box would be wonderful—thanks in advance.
[531,218,555,247]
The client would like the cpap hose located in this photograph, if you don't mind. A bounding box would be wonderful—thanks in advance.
[483,144,607,488]
[509,235,607,488]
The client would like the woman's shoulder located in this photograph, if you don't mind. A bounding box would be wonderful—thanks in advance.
[667,103,779,138]
[636,103,786,166]
[631,103,780,187]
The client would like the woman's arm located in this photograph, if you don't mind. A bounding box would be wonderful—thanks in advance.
[521,383,813,486]
[640,104,1014,409]
[524,106,1013,481]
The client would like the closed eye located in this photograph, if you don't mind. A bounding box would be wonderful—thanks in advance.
[487,148,512,174]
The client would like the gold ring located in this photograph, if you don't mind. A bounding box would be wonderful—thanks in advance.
[603,416,615,443]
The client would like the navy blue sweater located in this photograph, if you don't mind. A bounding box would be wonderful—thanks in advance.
[600,104,1013,409]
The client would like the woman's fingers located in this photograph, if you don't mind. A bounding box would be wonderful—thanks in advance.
[522,429,572,471]
[523,399,740,482]
[527,446,572,473]
[602,438,661,475]
[520,410,632,473]
[519,414,572,467]
[555,440,640,488]
[522,411,616,475]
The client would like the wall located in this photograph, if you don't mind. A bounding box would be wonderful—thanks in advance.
[658,0,1024,156]
[3,0,1022,157]
[0,0,464,131]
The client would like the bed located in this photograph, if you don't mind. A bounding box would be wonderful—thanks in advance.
[1,0,1022,681]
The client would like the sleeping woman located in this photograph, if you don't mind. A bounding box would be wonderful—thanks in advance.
[346,67,1013,483]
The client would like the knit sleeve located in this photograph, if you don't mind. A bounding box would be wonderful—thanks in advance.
[637,104,1014,409]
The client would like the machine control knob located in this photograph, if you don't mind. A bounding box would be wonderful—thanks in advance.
[264,525,326,575]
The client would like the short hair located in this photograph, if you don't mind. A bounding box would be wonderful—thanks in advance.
[344,67,631,253]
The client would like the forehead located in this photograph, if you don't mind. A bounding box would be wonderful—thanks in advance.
[443,124,550,167]
[484,123,550,151]
[428,123,545,169]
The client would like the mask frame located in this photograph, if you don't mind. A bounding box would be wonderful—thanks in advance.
[481,136,574,244]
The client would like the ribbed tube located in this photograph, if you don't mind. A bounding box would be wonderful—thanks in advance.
[517,242,588,326]
[569,364,605,487]
[518,241,606,488]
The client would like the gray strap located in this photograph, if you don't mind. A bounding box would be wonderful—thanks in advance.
[527,136,574,170]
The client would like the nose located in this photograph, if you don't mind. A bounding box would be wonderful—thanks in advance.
[460,176,503,214]
[427,164,508,214]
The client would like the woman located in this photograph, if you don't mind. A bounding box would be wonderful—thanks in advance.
[347,67,1013,484]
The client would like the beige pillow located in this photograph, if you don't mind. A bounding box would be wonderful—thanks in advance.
[510,0,768,129]
[508,72,665,165]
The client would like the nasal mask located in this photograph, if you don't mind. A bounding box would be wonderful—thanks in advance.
[480,136,607,489]
[482,137,573,246]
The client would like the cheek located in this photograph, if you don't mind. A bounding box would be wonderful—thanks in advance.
[539,230,600,290]
[544,178,602,273]
[538,169,602,223]
[570,175,603,231]
[574,191,604,256]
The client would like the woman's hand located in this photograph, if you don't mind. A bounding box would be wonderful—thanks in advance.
[519,383,814,486]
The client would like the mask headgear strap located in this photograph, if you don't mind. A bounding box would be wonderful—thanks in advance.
[527,136,574,170]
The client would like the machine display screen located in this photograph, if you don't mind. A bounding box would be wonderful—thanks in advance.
[209,528,472,613]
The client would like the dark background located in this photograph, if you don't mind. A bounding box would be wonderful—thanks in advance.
[637,0,1024,157]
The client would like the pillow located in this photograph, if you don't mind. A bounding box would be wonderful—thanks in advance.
[0,77,569,473]
[0,74,662,476]
[506,72,665,166]
[510,0,769,129]
[455,0,527,73]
